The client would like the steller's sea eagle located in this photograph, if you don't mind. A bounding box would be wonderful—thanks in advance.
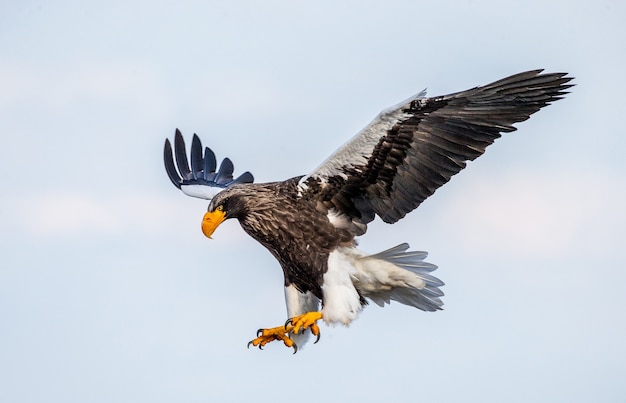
[164,69,573,353]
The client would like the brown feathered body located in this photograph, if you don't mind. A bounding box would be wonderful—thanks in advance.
[209,178,357,300]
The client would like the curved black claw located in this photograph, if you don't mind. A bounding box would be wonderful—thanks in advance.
[246,340,263,350]
[256,328,263,337]
[285,317,321,344]
[247,336,296,353]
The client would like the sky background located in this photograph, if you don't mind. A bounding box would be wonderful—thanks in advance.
[1,1,625,402]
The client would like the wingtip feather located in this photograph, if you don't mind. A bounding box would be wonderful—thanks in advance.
[163,138,182,189]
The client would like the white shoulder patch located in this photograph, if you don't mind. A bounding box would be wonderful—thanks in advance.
[326,209,350,229]
[297,89,427,190]
[326,209,368,236]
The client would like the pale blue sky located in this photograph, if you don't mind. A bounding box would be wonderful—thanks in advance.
[1,1,625,402]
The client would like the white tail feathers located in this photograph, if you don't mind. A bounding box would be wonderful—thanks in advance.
[353,243,444,311]
[304,243,442,337]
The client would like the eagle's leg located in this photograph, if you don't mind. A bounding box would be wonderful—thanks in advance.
[247,311,323,353]
[286,311,323,343]
[247,325,297,353]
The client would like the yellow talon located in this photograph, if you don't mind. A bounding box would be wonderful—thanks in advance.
[248,312,324,353]
[248,325,298,353]
[286,311,323,337]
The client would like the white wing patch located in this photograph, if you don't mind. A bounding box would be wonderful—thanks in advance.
[298,89,427,190]
[180,184,223,200]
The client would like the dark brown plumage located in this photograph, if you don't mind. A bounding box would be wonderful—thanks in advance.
[208,178,355,299]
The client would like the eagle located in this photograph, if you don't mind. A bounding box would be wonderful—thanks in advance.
[164,69,572,353]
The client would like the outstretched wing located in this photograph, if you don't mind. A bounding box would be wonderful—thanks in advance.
[164,129,254,200]
[299,69,573,224]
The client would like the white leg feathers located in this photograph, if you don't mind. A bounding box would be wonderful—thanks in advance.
[284,285,320,348]
[321,249,365,325]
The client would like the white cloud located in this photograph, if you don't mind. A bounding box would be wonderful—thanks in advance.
[4,189,252,244]
[186,70,288,121]
[13,193,120,235]
[0,59,169,117]
[437,170,625,257]
[6,191,178,238]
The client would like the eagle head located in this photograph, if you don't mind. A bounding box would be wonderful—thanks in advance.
[202,188,249,239]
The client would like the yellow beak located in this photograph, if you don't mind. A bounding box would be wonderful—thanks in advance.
[201,209,226,239]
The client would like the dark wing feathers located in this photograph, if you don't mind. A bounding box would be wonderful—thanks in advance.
[300,69,573,224]
[214,158,234,185]
[173,130,193,181]
[163,129,254,199]
[203,146,217,179]
[190,135,204,180]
